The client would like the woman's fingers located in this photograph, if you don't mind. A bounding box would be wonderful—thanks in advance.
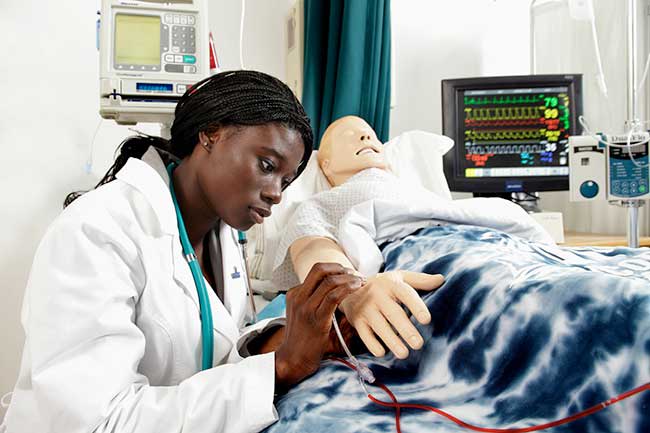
[310,273,363,313]
[296,262,350,300]
[315,284,358,320]
[276,264,360,388]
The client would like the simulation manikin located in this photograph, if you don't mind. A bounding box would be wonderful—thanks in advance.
[287,116,445,359]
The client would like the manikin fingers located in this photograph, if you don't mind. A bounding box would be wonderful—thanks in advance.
[355,322,386,358]
[379,299,424,350]
[399,271,444,290]
[365,309,409,359]
[394,280,432,325]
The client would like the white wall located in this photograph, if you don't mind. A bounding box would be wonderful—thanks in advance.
[390,0,531,138]
[0,0,292,420]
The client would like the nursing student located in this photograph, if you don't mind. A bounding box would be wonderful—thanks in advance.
[1,71,364,433]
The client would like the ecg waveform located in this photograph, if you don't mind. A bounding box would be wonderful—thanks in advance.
[465,119,545,127]
[464,94,544,105]
[465,129,545,142]
[466,144,546,155]
[460,92,571,169]
[464,106,543,121]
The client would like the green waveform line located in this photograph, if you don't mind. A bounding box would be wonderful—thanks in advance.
[464,94,544,106]
[464,106,543,121]
[465,129,546,141]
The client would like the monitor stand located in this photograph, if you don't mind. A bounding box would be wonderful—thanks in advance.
[472,192,541,213]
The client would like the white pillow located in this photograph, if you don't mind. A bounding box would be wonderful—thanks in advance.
[383,130,453,200]
[245,130,454,282]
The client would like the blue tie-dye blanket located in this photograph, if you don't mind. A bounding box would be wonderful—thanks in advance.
[265,225,650,433]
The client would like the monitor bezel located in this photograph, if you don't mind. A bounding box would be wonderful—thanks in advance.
[441,74,583,194]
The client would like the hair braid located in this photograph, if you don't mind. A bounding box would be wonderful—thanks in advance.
[64,70,313,207]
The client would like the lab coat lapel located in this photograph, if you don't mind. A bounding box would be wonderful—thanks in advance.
[171,229,240,345]
[115,149,203,311]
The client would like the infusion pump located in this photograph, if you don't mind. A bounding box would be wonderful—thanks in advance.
[99,0,210,125]
[569,133,650,202]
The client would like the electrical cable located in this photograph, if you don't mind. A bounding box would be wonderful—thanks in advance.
[330,357,650,433]
[637,51,650,98]
[1,392,11,409]
[578,116,650,169]
[635,50,650,117]
[85,119,104,174]
[577,4,617,131]
[589,15,608,99]
[239,0,246,70]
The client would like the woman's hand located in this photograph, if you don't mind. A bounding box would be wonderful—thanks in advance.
[338,271,444,359]
[274,263,363,391]
[325,314,364,356]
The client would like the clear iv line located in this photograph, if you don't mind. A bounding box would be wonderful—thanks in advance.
[331,313,375,389]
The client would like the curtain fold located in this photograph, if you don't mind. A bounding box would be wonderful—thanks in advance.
[303,0,391,148]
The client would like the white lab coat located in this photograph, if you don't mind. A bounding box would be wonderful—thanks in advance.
[2,148,284,433]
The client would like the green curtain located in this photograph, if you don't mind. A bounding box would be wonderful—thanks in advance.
[302,0,391,148]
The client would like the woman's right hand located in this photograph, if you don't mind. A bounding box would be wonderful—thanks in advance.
[274,263,364,391]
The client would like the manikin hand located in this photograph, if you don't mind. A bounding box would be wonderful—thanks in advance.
[338,271,444,359]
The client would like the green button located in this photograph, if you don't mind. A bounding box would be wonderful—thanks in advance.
[640,185,647,193]
[183,55,196,64]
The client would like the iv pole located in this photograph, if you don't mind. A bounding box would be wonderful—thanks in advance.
[530,0,645,248]
[621,0,644,248]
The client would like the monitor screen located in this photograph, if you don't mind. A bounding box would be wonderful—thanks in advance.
[442,75,583,195]
[115,14,161,66]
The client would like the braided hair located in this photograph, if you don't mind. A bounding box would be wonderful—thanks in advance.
[64,70,313,207]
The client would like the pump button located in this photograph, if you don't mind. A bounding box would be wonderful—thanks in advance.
[580,180,599,199]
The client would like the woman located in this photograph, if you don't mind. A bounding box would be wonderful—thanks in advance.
[1,71,363,433]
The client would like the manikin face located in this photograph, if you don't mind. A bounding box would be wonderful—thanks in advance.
[318,116,388,186]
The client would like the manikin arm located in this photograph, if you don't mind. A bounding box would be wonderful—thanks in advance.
[290,236,356,282]
[289,236,444,359]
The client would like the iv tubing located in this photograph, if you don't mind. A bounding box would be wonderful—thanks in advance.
[331,357,650,433]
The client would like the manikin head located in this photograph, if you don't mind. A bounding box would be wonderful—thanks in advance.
[317,116,388,187]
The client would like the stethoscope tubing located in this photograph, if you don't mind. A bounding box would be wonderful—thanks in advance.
[167,163,214,370]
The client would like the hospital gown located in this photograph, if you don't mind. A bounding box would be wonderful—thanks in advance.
[272,167,553,289]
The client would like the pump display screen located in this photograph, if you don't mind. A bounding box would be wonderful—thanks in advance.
[115,14,161,65]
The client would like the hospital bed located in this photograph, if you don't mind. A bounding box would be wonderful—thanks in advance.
[247,131,650,433]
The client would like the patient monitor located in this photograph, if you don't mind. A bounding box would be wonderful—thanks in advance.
[99,0,210,125]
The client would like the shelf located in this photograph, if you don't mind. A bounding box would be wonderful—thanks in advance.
[561,232,650,247]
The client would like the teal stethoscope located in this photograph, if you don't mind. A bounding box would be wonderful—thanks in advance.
[167,163,257,370]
